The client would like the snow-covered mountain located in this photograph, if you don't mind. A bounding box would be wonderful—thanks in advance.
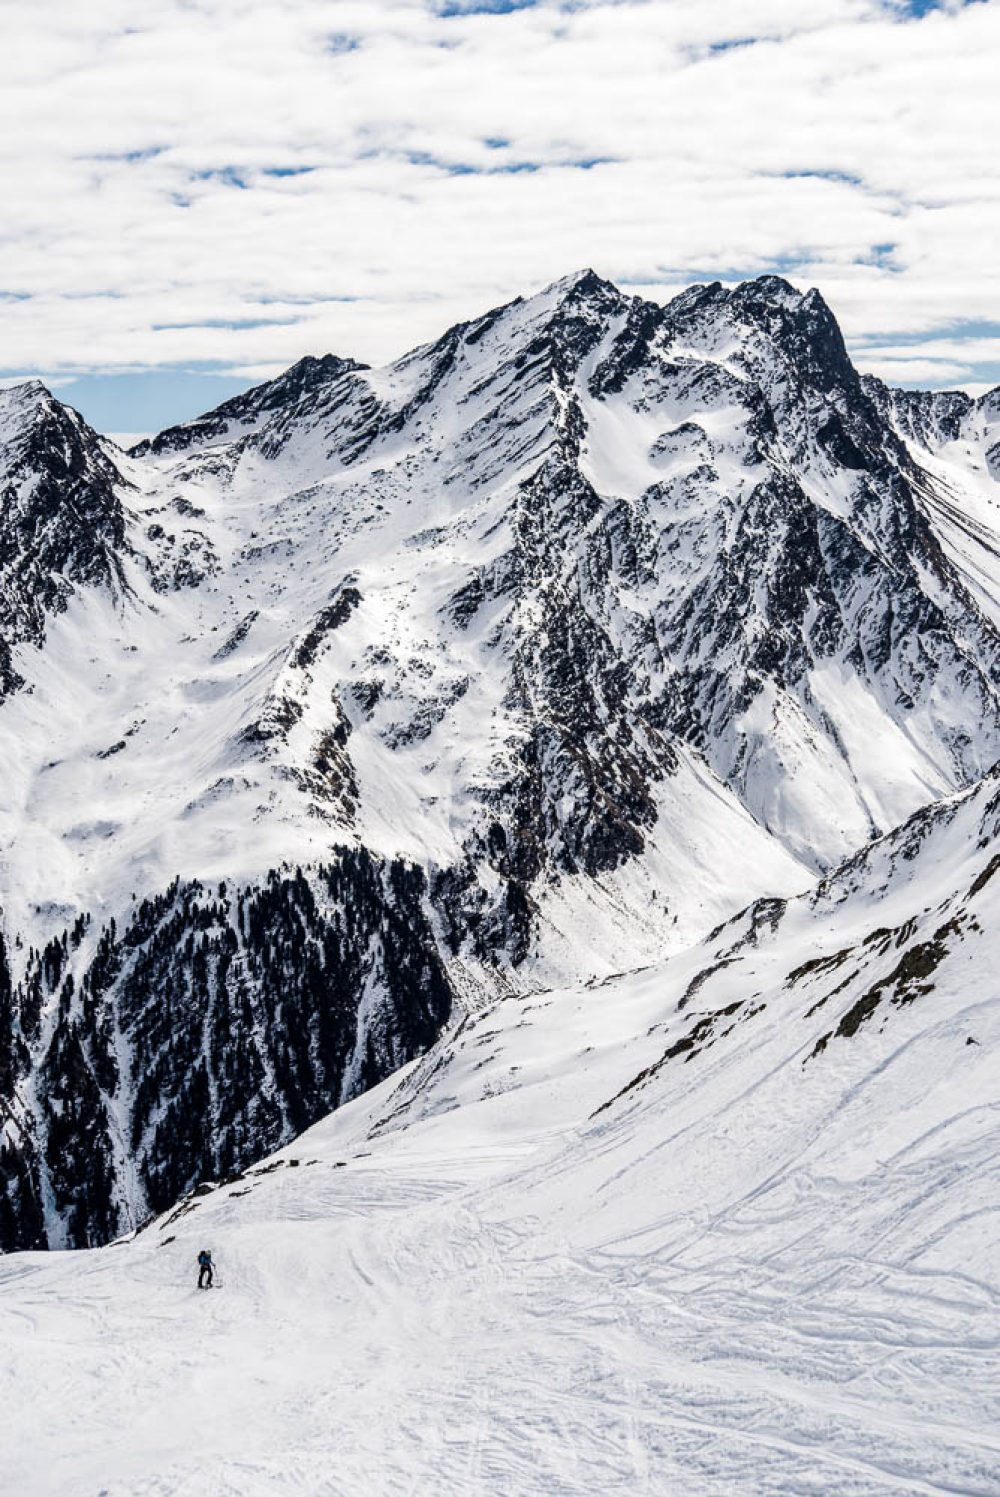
[4,760,997,1494]
[1,270,999,1250]
[0,381,127,697]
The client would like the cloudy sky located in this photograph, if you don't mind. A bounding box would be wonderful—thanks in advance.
[2,0,998,432]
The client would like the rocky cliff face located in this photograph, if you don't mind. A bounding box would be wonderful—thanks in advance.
[0,382,128,696]
[1,271,998,1248]
[0,853,450,1249]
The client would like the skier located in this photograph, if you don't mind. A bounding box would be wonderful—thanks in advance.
[197,1248,214,1289]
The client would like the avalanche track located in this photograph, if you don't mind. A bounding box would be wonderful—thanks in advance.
[2,773,998,1497]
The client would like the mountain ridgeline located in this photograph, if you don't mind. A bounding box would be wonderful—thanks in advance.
[1,270,999,1249]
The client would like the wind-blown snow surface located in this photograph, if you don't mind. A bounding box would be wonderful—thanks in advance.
[2,772,998,1496]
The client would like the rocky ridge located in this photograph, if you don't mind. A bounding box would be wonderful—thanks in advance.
[1,270,999,1247]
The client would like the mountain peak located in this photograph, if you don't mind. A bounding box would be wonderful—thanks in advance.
[271,352,369,392]
[730,273,805,306]
[3,264,1000,1265]
[726,275,843,338]
[539,267,628,312]
[0,378,54,433]
[549,266,610,293]
[657,273,859,400]
[0,375,50,401]
[135,350,369,457]
[221,350,369,415]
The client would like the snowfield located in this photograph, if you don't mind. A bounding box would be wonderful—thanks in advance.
[3,772,999,1496]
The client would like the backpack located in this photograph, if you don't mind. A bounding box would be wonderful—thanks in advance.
[198,1251,210,1267]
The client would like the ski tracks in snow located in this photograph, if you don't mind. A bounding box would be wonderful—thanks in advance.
[3,1141,999,1496]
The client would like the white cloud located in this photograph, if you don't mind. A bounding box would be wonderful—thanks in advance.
[0,0,997,391]
[853,355,974,384]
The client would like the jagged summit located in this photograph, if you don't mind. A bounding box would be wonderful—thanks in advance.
[261,350,370,397]
[539,265,626,307]
[0,376,50,414]
[0,378,127,695]
[127,271,859,470]
[546,264,610,292]
[134,350,370,458]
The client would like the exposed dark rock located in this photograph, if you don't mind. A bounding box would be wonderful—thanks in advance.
[0,384,129,697]
[134,355,370,458]
[0,855,453,1249]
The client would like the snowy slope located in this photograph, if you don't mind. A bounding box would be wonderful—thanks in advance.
[4,273,999,951]
[865,378,1000,629]
[2,769,997,1495]
[2,270,1000,1250]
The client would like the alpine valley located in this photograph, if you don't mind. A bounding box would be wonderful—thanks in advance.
[2,269,1000,1253]
[2,269,1000,1492]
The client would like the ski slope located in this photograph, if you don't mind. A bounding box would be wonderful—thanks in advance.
[3,773,998,1496]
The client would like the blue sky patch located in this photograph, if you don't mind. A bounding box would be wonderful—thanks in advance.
[437,1,541,15]
[193,167,249,189]
[32,368,258,436]
[896,0,987,14]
